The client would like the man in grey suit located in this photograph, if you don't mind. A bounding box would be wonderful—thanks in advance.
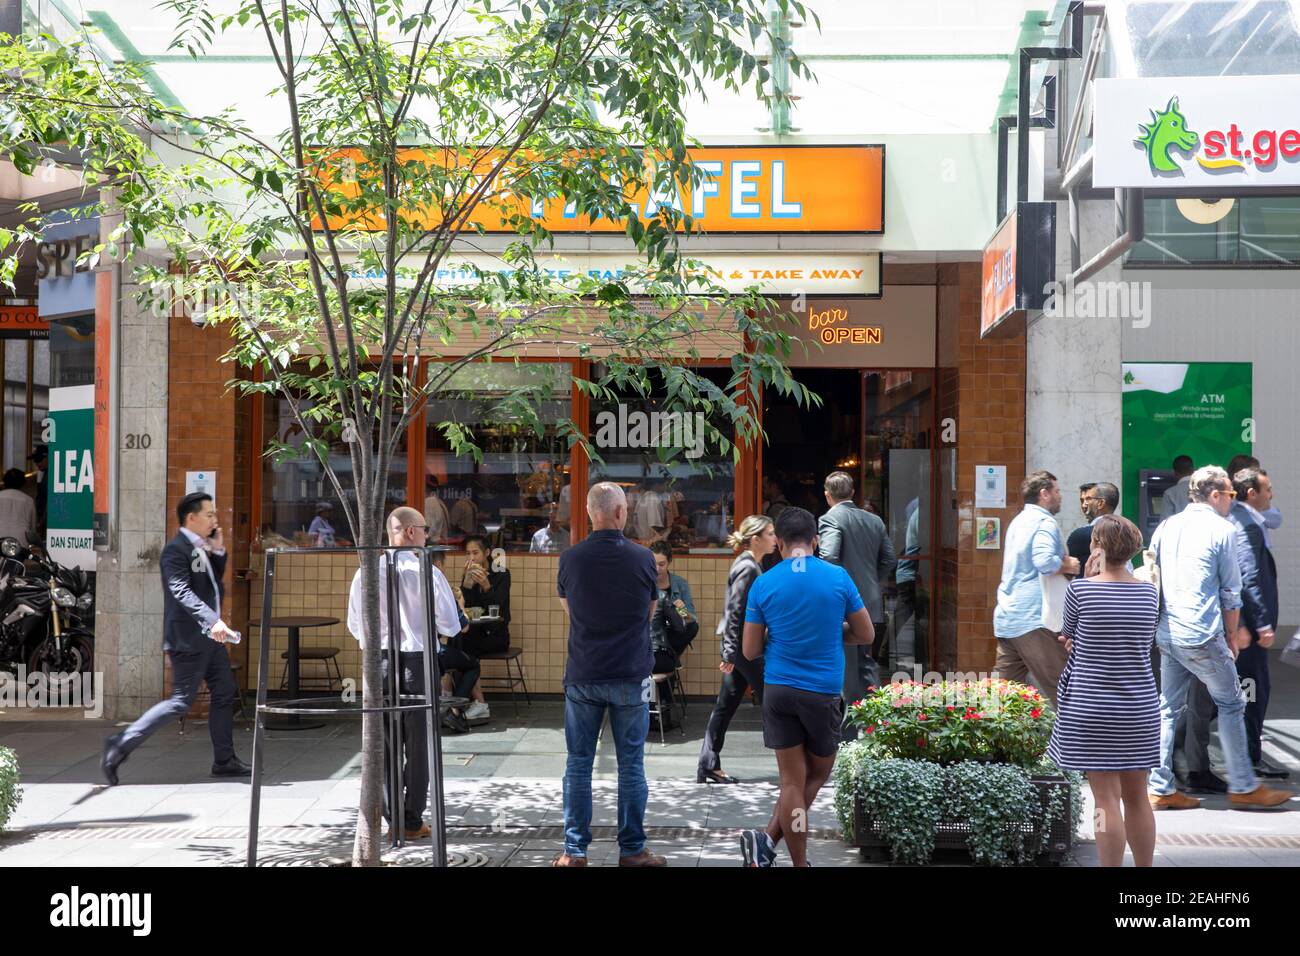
[817,471,897,740]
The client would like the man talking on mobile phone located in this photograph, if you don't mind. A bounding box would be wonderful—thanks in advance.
[102,492,249,785]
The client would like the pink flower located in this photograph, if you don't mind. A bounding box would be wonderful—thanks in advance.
[1031,709,1042,719]
[917,713,928,721]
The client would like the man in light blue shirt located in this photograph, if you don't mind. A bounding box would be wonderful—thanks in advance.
[1148,467,1289,809]
[993,471,1079,707]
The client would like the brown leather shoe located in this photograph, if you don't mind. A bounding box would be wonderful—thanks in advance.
[386,822,432,841]
[618,849,668,867]
[1229,785,1292,809]
[1149,791,1201,810]
[552,853,587,867]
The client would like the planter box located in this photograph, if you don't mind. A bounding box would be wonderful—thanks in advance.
[851,774,1074,865]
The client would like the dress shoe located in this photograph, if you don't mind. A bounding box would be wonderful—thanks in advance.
[1149,791,1201,810]
[1229,785,1292,809]
[618,849,668,867]
[387,822,432,841]
[1254,758,1291,779]
[101,734,126,787]
[1183,771,1228,794]
[211,756,253,777]
[551,853,587,867]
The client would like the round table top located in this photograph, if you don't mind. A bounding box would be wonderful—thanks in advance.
[466,615,502,625]
[257,616,340,629]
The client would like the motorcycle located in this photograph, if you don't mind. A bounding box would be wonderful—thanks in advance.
[0,537,95,688]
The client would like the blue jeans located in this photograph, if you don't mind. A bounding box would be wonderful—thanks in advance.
[1150,636,1259,796]
[562,678,651,857]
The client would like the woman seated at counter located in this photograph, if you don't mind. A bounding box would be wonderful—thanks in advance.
[649,542,698,724]
[459,535,511,656]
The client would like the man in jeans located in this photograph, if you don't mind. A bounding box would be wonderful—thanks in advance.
[1148,466,1289,810]
[553,482,666,867]
[993,470,1079,707]
[740,507,874,867]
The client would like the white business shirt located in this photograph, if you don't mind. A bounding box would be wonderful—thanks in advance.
[346,552,462,653]
[180,526,223,619]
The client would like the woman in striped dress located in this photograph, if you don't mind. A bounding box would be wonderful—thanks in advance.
[1047,514,1159,867]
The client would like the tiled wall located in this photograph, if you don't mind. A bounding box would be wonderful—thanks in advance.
[163,315,255,716]
[246,551,732,698]
[942,261,1027,674]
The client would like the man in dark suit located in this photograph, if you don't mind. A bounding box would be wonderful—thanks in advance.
[101,492,249,784]
[817,471,896,740]
[1067,482,1118,571]
[1229,467,1287,779]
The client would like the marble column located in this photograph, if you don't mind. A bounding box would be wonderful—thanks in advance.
[1025,198,1125,536]
[96,251,170,721]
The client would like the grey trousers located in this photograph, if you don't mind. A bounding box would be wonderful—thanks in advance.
[841,626,883,742]
[117,641,237,765]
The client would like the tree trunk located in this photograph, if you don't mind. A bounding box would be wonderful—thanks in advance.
[353,509,385,867]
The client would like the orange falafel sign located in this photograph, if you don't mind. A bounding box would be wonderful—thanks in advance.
[311,145,884,234]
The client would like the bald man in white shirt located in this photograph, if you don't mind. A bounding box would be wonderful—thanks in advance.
[346,506,476,840]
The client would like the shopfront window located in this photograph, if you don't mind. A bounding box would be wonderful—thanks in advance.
[1128,196,1300,266]
[588,366,735,553]
[424,362,572,552]
[260,388,408,549]
[3,338,49,472]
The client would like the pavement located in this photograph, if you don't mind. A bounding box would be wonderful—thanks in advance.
[3,648,1300,867]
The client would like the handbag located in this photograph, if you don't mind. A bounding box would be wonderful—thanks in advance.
[1039,572,1067,633]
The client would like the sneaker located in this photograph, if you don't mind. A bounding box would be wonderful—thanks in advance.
[1229,785,1292,809]
[739,828,776,867]
[464,701,491,724]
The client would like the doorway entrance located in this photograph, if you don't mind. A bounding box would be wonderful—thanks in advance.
[761,367,936,676]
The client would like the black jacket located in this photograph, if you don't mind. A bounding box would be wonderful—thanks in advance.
[719,552,762,665]
[161,532,227,654]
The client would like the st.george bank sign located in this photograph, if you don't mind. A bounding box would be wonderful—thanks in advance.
[1094,75,1300,188]
[314,145,884,234]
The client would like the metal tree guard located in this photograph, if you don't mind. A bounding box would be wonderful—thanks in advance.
[246,545,464,867]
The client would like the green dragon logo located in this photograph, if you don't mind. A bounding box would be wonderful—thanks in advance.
[1135,96,1199,174]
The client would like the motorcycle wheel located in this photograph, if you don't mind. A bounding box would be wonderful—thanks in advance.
[27,634,94,691]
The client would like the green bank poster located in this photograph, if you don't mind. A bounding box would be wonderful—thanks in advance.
[1121,362,1252,528]
[47,384,95,571]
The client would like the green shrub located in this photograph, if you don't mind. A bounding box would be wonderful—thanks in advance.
[0,746,22,831]
[833,742,1084,866]
[846,678,1054,766]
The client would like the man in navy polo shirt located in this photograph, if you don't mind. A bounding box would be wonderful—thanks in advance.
[552,482,667,868]
[740,506,874,867]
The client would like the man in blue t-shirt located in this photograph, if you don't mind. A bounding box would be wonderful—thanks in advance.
[739,507,874,867]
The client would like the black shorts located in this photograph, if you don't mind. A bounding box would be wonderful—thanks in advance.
[761,682,843,758]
